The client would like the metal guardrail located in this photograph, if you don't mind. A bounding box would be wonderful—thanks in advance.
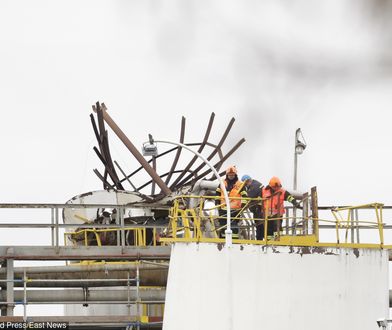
[0,199,390,248]
[162,196,389,249]
[0,203,167,250]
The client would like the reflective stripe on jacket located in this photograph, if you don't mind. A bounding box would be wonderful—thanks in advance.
[262,187,286,216]
[220,180,246,209]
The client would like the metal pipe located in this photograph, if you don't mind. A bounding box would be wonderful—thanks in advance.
[93,103,171,195]
[155,140,232,247]
[0,261,168,275]
[6,301,165,305]
[0,265,168,288]
[0,246,171,261]
[0,288,166,303]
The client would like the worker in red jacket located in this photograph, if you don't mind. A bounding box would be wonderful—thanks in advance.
[261,176,300,239]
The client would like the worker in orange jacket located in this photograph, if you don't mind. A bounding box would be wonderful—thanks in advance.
[261,176,300,239]
[215,166,247,237]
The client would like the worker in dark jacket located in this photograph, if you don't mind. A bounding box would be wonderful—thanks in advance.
[241,175,264,199]
[215,166,247,237]
[241,175,264,239]
[261,176,300,239]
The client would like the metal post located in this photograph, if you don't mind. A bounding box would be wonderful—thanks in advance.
[136,262,140,330]
[303,193,309,235]
[293,151,298,192]
[310,187,319,241]
[293,130,299,225]
[293,128,306,226]
[55,207,59,253]
[116,207,121,247]
[120,207,126,249]
[6,259,14,316]
[155,140,232,247]
[23,269,27,321]
[127,272,131,316]
[51,208,54,246]
[350,209,355,244]
[293,128,306,191]
[355,209,360,243]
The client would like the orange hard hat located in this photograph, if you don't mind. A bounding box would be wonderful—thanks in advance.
[269,176,282,188]
[226,166,238,175]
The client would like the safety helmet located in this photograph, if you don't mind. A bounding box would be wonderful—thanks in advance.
[269,176,282,188]
[226,166,237,175]
[241,174,251,181]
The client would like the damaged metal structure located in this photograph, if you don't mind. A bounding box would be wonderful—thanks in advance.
[0,102,391,330]
[0,101,248,329]
[90,101,245,198]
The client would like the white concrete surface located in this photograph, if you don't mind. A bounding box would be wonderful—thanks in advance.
[163,243,389,330]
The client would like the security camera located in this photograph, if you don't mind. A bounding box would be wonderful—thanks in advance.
[377,318,389,328]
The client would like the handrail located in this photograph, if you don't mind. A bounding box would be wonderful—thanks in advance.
[0,200,390,248]
[64,227,160,247]
[162,195,388,248]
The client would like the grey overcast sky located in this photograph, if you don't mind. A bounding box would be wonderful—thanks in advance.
[0,0,392,316]
[1,0,392,208]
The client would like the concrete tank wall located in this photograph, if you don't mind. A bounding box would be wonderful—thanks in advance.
[163,243,389,330]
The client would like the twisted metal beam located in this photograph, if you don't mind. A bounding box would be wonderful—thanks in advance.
[169,113,215,190]
[92,102,171,196]
[90,105,124,190]
[112,143,201,188]
[174,117,235,188]
[181,138,246,186]
[165,116,186,186]
[137,170,195,191]
[114,160,138,191]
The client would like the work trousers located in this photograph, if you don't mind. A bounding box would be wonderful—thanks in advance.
[256,214,283,240]
[217,209,241,238]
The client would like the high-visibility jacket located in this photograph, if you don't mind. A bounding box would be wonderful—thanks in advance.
[218,180,247,209]
[262,187,286,216]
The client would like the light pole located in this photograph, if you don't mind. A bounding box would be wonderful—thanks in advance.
[293,128,307,191]
[142,135,233,247]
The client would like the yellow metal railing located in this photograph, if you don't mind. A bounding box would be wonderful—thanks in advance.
[166,195,313,240]
[161,196,387,249]
[331,203,384,245]
[64,226,159,247]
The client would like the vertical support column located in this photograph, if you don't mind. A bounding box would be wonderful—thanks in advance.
[6,259,14,316]
[355,209,360,243]
[136,262,141,330]
[120,207,125,250]
[310,187,319,242]
[292,208,297,234]
[55,207,59,253]
[285,208,289,235]
[23,269,27,321]
[116,207,121,246]
[350,209,355,244]
[302,193,309,235]
[127,271,131,316]
[51,208,55,246]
